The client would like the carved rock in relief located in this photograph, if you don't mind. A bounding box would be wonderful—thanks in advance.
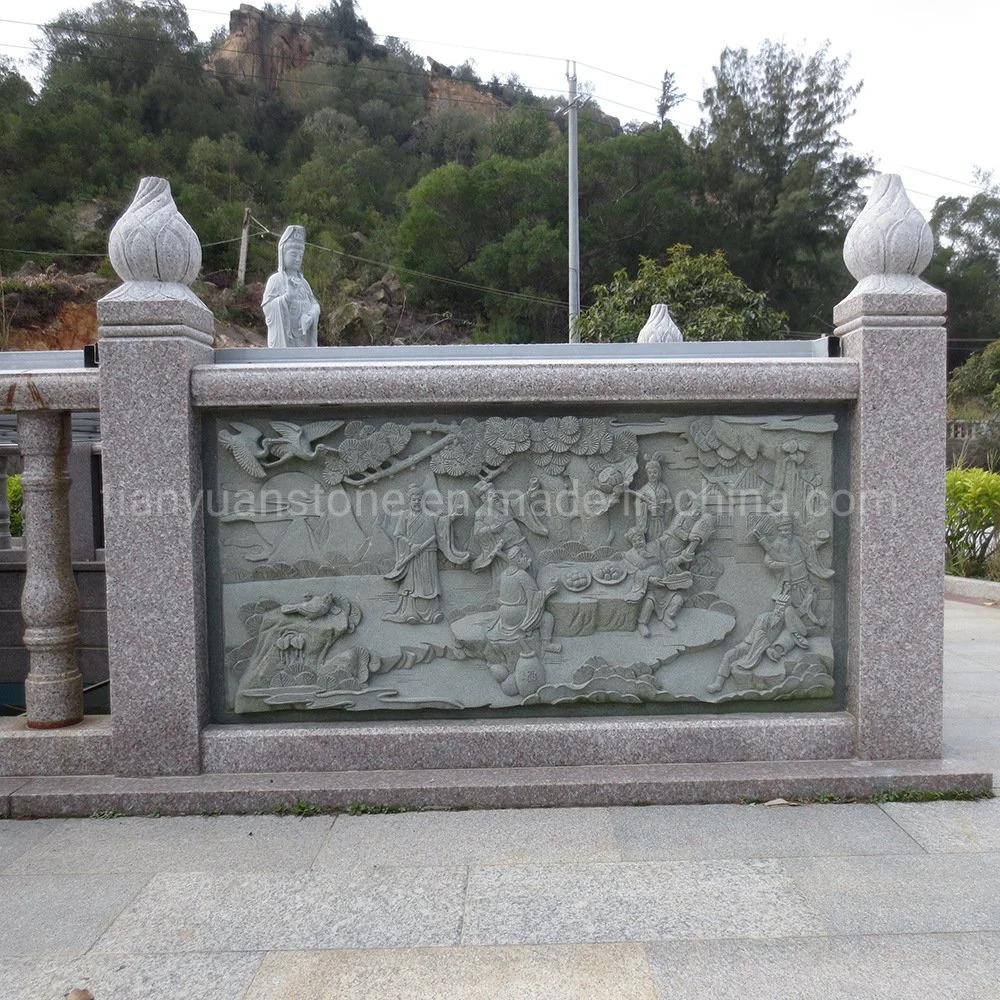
[211,412,840,714]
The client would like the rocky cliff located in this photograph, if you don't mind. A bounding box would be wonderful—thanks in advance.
[206,4,313,92]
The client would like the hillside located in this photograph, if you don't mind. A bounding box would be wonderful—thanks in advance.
[4,1,992,358]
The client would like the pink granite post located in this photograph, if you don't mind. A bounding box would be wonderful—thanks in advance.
[98,177,214,776]
[834,174,947,760]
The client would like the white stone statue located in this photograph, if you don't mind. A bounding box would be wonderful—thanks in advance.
[263,225,321,348]
[637,303,682,343]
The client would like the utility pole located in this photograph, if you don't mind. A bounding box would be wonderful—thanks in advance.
[567,61,580,343]
[236,206,251,288]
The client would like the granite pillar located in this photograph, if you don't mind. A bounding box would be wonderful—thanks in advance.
[18,410,83,728]
[834,174,947,760]
[97,177,214,776]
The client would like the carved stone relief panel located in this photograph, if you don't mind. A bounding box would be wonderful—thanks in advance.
[205,410,841,716]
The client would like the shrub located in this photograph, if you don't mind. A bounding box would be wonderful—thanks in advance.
[3,472,21,536]
[948,337,1000,408]
[945,467,1000,578]
[5,473,21,536]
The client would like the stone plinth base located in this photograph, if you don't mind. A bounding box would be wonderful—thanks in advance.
[0,715,111,777]
[0,759,990,818]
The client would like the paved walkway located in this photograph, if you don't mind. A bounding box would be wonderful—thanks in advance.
[1,598,999,999]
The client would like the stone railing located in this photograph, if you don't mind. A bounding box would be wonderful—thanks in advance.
[0,173,989,812]
[0,361,99,730]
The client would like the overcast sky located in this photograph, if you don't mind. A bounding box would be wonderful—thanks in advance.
[3,0,995,217]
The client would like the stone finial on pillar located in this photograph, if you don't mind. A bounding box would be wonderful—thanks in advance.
[98,176,214,775]
[843,173,934,289]
[19,411,83,728]
[637,304,683,343]
[98,176,214,341]
[835,173,945,329]
[834,172,947,761]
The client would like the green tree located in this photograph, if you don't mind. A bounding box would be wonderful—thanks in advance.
[576,244,788,343]
[693,41,871,331]
[42,0,202,96]
[309,0,376,63]
[578,123,698,287]
[657,70,685,122]
[927,176,1000,370]
[948,338,1000,410]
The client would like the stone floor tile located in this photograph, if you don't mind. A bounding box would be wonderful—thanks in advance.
[462,859,825,945]
[0,818,58,870]
[608,803,922,861]
[645,932,1000,999]
[944,693,1000,719]
[246,944,657,999]
[315,807,620,869]
[4,814,334,875]
[784,853,1000,934]
[944,651,1000,673]
[945,665,1000,688]
[944,640,1000,659]
[0,951,262,1000]
[880,799,1000,853]
[0,779,27,818]
[94,868,466,953]
[0,874,149,957]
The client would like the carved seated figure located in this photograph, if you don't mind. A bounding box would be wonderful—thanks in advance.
[621,527,683,635]
[706,582,809,693]
[487,546,561,653]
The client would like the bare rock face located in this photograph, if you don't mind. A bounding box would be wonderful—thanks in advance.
[207,4,313,92]
[427,76,508,122]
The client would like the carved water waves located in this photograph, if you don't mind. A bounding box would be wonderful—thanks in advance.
[204,410,842,718]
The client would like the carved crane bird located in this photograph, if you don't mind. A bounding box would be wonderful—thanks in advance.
[219,422,270,479]
[262,420,344,468]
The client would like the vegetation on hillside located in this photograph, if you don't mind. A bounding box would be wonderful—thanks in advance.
[0,0,996,355]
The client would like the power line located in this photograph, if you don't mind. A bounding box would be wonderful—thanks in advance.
[250,216,567,308]
[901,165,991,192]
[0,233,250,259]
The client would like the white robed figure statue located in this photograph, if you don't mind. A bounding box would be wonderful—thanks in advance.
[263,225,321,348]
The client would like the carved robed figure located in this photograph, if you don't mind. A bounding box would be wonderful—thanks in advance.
[263,225,321,348]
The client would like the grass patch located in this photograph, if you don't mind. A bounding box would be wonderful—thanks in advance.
[346,802,407,816]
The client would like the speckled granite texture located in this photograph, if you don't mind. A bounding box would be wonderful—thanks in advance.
[99,332,213,777]
[0,370,99,411]
[1,760,990,817]
[837,284,946,760]
[192,357,860,408]
[200,715,856,774]
[0,716,111,776]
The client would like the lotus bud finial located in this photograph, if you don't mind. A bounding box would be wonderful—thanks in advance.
[843,174,934,282]
[108,177,201,285]
[637,303,683,343]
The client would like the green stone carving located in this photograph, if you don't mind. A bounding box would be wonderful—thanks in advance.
[206,410,840,716]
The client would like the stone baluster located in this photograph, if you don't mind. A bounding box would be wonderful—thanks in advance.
[834,173,946,760]
[0,451,10,548]
[19,410,83,728]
